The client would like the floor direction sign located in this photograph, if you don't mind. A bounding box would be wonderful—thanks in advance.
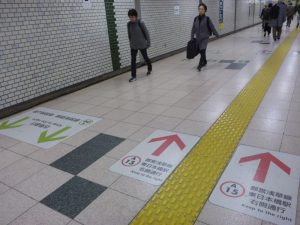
[0,107,101,149]
[110,130,199,185]
[209,145,300,225]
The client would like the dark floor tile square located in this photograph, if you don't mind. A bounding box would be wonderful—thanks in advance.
[238,60,250,63]
[225,63,247,70]
[219,60,235,63]
[41,176,106,219]
[51,133,125,175]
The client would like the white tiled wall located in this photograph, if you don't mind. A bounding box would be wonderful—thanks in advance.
[204,1,219,31]
[223,0,236,34]
[139,0,199,59]
[0,0,112,110]
[254,0,264,24]
[236,0,254,29]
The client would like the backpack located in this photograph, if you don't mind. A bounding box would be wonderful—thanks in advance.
[127,20,147,40]
[263,8,271,20]
[270,5,280,19]
[194,16,212,36]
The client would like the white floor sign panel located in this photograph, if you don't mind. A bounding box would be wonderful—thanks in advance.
[210,145,300,225]
[110,130,199,185]
[0,107,101,149]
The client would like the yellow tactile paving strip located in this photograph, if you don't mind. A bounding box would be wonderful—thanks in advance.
[130,29,299,225]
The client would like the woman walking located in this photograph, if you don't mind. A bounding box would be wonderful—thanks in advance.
[191,3,219,71]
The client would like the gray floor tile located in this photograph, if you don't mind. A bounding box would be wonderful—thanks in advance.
[0,158,46,187]
[0,150,23,171]
[51,134,125,175]
[41,176,106,219]
[0,189,37,225]
[10,203,71,225]
[75,189,144,225]
[0,182,10,194]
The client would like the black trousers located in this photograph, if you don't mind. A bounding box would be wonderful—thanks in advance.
[131,48,152,78]
[287,16,293,27]
[199,49,207,66]
[264,23,271,35]
[272,26,282,40]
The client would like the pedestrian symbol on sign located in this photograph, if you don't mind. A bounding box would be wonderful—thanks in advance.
[220,181,245,198]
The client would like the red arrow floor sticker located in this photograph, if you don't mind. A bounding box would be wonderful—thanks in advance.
[210,145,300,225]
[110,130,199,185]
[239,152,291,183]
[149,135,186,156]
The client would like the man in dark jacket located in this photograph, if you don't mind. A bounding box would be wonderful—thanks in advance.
[127,9,152,82]
[270,0,287,41]
[261,3,272,37]
[286,1,295,27]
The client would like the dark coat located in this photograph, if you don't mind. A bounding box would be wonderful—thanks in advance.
[191,15,219,50]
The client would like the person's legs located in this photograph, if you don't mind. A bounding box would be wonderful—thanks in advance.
[198,49,206,71]
[201,49,207,66]
[263,23,267,36]
[140,48,152,75]
[287,17,292,27]
[277,26,282,40]
[130,49,138,82]
[267,24,271,35]
[272,27,277,41]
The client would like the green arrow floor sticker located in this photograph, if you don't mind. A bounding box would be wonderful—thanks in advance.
[38,126,71,144]
[0,117,30,130]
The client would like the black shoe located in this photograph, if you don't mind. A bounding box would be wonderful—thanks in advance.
[197,65,202,71]
[201,61,207,67]
[129,77,137,82]
[146,70,152,76]
[264,32,266,37]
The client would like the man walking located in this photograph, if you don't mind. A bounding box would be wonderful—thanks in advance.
[127,9,152,82]
[270,0,287,41]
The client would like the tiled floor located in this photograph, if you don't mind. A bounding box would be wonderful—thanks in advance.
[0,25,300,225]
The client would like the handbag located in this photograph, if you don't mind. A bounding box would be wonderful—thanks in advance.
[186,38,198,59]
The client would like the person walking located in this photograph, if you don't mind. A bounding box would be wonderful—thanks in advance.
[261,3,272,37]
[260,5,268,30]
[127,9,152,82]
[191,3,219,71]
[270,0,287,41]
[286,1,295,27]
